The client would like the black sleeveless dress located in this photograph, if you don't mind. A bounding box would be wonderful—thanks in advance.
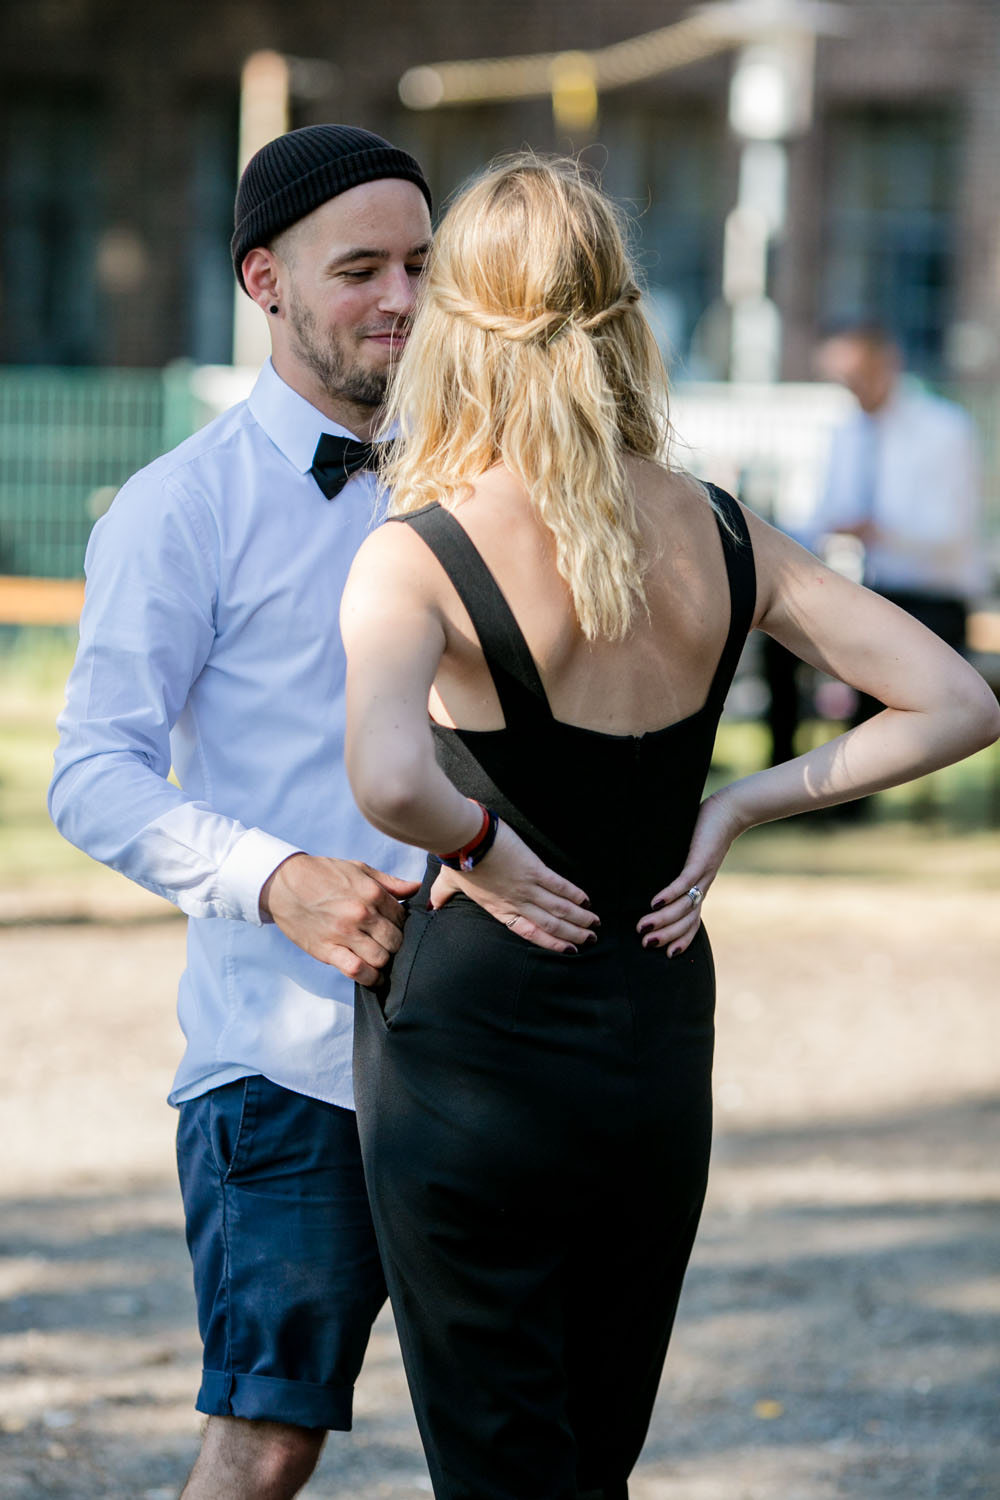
[354,487,756,1500]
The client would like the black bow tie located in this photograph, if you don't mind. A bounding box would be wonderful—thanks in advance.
[310,433,380,499]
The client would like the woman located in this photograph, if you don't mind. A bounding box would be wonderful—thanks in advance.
[340,156,998,1500]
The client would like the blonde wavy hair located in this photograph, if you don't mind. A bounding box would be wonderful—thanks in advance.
[380,153,681,641]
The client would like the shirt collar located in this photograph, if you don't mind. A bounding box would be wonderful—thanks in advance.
[247,359,370,474]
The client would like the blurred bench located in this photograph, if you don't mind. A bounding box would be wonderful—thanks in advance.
[0,576,85,626]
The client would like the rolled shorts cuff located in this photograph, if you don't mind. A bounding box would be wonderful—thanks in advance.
[196,1367,355,1431]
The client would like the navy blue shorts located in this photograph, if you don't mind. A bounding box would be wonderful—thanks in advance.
[176,1075,387,1430]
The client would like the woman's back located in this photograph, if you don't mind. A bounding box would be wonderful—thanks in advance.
[395,467,756,914]
[424,458,741,740]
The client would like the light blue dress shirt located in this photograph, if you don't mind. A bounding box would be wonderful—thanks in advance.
[812,388,986,599]
[49,360,424,1109]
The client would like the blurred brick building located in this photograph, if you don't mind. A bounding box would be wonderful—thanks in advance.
[3,0,999,383]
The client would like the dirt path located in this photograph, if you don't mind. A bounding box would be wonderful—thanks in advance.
[1,875,997,1499]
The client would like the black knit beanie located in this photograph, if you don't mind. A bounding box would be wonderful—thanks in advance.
[232,124,432,291]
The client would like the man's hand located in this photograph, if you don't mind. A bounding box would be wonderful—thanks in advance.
[260,854,420,986]
[429,820,598,953]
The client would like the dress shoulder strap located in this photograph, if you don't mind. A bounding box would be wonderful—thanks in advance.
[394,488,756,728]
[391,504,551,729]
[704,484,757,705]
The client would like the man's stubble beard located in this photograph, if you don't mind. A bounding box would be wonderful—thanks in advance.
[287,290,388,410]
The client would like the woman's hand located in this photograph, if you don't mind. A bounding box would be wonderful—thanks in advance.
[429,819,599,954]
[637,789,746,956]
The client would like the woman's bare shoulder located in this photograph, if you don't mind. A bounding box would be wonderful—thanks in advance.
[344,515,451,614]
[354,511,439,565]
[630,462,733,559]
[630,458,716,512]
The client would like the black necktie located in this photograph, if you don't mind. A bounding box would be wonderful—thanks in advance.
[310,433,379,499]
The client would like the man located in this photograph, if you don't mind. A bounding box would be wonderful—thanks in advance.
[49,125,435,1500]
[813,320,986,660]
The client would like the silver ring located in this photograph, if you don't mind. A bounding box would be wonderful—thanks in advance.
[506,915,519,929]
[687,885,703,908]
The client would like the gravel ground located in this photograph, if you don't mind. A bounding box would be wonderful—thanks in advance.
[1,873,998,1499]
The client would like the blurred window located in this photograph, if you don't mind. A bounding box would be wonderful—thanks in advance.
[393,101,556,205]
[822,110,958,377]
[186,91,240,365]
[600,109,728,375]
[399,105,726,375]
[0,86,105,365]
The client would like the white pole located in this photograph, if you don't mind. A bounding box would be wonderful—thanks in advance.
[232,51,290,369]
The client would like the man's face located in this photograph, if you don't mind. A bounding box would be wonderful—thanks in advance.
[274,178,432,417]
[816,335,899,414]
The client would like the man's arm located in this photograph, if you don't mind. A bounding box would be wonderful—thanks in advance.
[48,471,292,918]
[49,473,415,980]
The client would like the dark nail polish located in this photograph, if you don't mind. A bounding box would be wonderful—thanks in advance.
[642,935,660,949]
[651,897,666,910]
[586,931,598,945]
[564,944,578,955]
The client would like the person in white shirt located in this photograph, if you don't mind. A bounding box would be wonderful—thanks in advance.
[813,321,986,659]
[803,320,989,805]
[50,125,592,1500]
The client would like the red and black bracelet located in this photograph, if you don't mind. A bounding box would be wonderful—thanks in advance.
[435,800,500,872]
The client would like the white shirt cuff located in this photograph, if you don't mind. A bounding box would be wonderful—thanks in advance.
[216,827,304,925]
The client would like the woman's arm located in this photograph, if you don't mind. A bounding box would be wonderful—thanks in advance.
[341,523,599,952]
[638,506,1000,954]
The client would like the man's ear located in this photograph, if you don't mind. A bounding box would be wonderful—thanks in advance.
[242,248,281,315]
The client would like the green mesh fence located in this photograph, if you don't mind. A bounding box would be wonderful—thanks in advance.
[0,364,198,579]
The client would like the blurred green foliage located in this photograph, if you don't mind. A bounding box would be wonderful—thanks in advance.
[0,626,94,888]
